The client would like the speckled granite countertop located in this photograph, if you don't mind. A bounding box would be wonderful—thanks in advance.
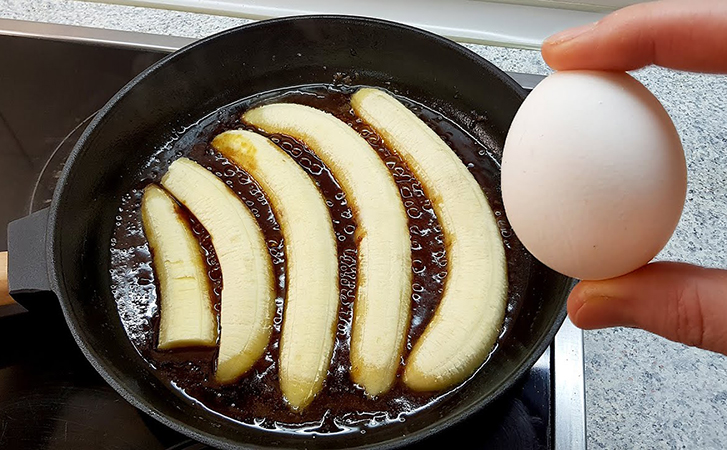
[2,0,726,448]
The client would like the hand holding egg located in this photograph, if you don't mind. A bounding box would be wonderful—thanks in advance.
[524,0,727,357]
[502,70,686,281]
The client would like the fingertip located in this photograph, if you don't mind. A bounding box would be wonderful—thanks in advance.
[566,280,633,330]
[541,22,598,70]
[540,43,561,71]
[566,282,586,322]
[567,281,603,328]
[543,22,598,47]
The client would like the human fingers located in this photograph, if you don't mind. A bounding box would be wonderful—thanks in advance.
[568,262,727,354]
[542,0,727,73]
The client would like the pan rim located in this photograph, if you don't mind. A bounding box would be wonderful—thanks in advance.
[47,14,566,450]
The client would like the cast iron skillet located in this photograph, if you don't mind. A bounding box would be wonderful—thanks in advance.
[5,16,572,449]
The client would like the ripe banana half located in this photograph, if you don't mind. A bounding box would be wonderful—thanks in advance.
[351,88,508,392]
[243,104,412,398]
[161,158,275,384]
[141,184,217,350]
[211,130,338,411]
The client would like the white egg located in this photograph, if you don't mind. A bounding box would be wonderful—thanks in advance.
[501,70,686,281]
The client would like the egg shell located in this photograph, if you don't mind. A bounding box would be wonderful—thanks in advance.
[501,70,686,281]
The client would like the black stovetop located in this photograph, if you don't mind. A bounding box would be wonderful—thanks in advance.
[0,33,552,450]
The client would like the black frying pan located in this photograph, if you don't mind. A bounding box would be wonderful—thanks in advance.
[4,16,572,449]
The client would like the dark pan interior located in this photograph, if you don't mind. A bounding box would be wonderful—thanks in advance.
[49,16,571,449]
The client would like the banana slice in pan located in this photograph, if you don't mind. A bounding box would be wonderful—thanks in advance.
[244,104,411,398]
[161,158,275,384]
[211,130,338,411]
[351,88,508,392]
[141,184,217,350]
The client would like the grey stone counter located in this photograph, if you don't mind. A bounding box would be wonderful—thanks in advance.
[2,0,726,448]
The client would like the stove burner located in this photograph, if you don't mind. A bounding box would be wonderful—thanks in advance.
[15,112,551,450]
[0,30,562,450]
[29,113,96,213]
[0,312,200,450]
[166,441,211,450]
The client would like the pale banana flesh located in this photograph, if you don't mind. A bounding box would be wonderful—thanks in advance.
[351,88,508,392]
[244,104,412,398]
[141,184,217,350]
[211,130,338,411]
[161,158,275,384]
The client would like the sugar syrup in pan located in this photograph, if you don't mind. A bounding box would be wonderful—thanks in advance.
[110,84,531,435]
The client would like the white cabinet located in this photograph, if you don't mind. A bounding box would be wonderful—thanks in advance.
[492,0,646,12]
[93,0,652,48]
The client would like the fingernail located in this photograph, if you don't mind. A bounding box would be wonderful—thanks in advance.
[544,22,597,45]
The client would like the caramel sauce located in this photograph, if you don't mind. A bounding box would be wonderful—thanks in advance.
[110,84,529,434]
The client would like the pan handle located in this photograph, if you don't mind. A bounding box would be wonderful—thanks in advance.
[0,252,26,318]
[6,208,54,309]
[0,252,13,307]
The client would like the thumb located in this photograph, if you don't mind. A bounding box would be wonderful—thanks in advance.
[568,262,727,354]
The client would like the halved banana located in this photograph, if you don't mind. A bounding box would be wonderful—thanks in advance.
[141,184,217,350]
[161,158,275,384]
[244,104,411,398]
[211,130,338,411]
[351,88,508,392]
